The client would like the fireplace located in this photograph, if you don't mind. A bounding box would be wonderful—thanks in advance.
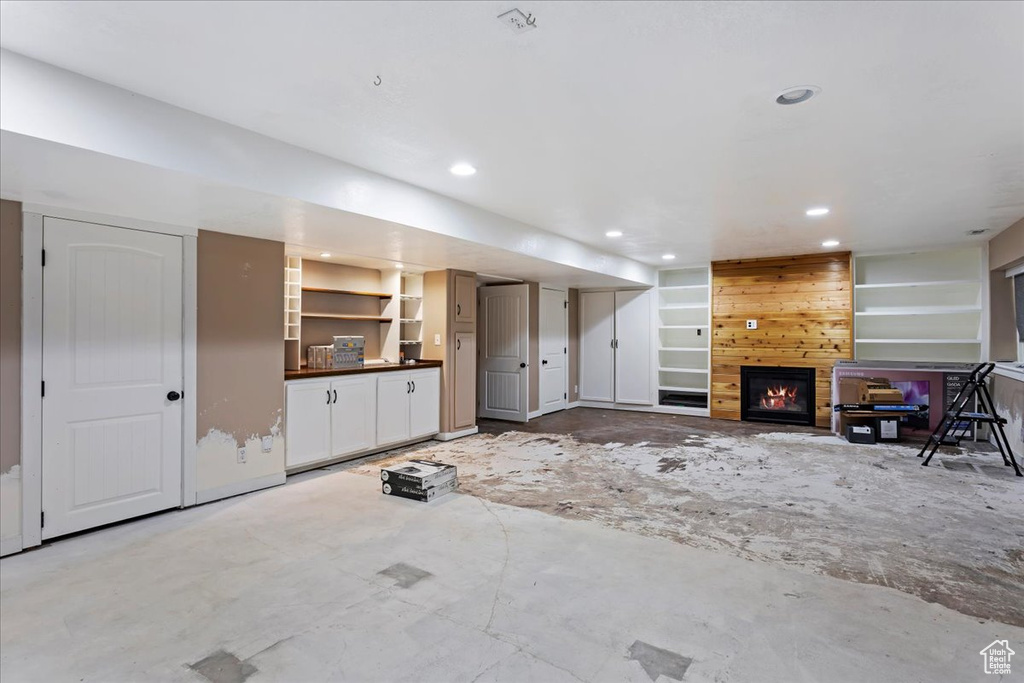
[740,366,816,425]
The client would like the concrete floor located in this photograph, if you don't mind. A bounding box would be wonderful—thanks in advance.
[2,409,1022,682]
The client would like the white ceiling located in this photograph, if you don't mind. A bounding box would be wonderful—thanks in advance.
[1,0,1022,262]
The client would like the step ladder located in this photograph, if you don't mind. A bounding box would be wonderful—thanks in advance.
[918,363,1021,476]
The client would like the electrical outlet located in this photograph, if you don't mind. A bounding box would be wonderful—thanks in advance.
[237,447,247,464]
[746,320,758,330]
[434,333,441,346]
[574,385,578,394]
[261,435,273,453]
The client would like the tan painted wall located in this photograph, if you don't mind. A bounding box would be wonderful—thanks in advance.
[0,200,22,547]
[196,230,285,493]
[421,271,449,427]
[299,260,387,361]
[568,288,580,402]
[990,216,1024,270]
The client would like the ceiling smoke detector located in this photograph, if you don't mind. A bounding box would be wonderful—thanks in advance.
[776,85,821,105]
[498,8,537,33]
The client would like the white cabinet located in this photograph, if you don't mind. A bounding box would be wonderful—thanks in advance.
[330,375,377,457]
[285,380,333,468]
[580,290,652,405]
[378,368,441,446]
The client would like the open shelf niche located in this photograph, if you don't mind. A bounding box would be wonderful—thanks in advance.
[398,272,424,360]
[853,247,984,363]
[283,257,398,370]
[657,266,711,412]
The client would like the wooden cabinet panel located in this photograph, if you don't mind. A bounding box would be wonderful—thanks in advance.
[376,373,411,446]
[614,290,652,405]
[454,274,476,324]
[285,380,333,468]
[409,368,441,439]
[330,375,377,457]
[453,332,476,431]
[580,291,615,402]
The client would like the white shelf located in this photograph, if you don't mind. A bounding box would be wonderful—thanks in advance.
[855,306,980,316]
[661,325,709,329]
[400,318,423,323]
[658,367,708,374]
[853,279,980,290]
[659,284,709,291]
[399,295,422,300]
[659,386,709,393]
[855,339,981,344]
[659,346,707,351]
[660,304,708,310]
[399,340,423,345]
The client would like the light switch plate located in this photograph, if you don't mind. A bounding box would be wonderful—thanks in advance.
[237,447,247,464]
[261,435,273,453]
[746,320,758,330]
[434,333,441,346]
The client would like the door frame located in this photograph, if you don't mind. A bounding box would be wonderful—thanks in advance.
[20,206,198,551]
[538,283,568,415]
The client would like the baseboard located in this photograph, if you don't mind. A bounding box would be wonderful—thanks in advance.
[567,401,581,409]
[0,535,23,557]
[527,409,543,420]
[577,400,710,418]
[436,426,479,441]
[196,472,286,505]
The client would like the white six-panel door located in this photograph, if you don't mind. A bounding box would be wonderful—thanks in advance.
[42,217,183,539]
[539,287,568,414]
[477,284,529,421]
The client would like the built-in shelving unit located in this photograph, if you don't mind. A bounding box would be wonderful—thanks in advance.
[284,256,303,370]
[657,266,711,412]
[301,313,393,322]
[399,273,424,359]
[301,286,393,298]
[853,247,984,363]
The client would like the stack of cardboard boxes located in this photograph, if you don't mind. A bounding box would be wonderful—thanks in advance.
[381,460,458,501]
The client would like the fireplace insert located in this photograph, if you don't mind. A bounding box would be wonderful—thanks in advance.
[740,366,816,425]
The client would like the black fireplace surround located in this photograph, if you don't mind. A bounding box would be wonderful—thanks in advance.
[740,366,816,426]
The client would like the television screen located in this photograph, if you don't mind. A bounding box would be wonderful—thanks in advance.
[891,380,930,431]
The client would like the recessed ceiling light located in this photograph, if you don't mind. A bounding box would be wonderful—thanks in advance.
[449,162,477,176]
[606,230,623,238]
[806,207,830,217]
[776,85,821,105]
[320,252,331,258]
[395,263,404,269]
[821,240,840,248]
[662,254,676,260]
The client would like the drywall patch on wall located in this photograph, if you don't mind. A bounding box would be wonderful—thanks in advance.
[0,464,21,549]
[197,230,285,498]
[990,373,1024,458]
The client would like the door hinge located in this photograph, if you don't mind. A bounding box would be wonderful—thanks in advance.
[41,380,45,397]
[41,249,46,267]
[41,511,44,528]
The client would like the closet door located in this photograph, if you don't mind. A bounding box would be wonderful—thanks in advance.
[579,291,615,402]
[614,290,652,405]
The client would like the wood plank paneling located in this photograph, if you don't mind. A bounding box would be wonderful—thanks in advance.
[710,252,852,428]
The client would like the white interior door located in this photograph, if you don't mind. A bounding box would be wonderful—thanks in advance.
[539,287,567,414]
[42,217,183,539]
[614,290,653,405]
[580,291,615,402]
[477,284,529,421]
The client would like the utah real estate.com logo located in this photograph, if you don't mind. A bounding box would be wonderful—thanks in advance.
[980,640,1015,675]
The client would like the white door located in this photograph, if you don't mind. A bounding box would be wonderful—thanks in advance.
[409,368,441,439]
[330,375,377,458]
[614,290,653,405]
[285,380,333,468]
[377,373,411,446]
[42,217,182,539]
[539,287,567,414]
[477,284,529,421]
[580,291,615,402]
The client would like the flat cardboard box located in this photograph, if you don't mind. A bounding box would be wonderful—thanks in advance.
[382,478,458,502]
[381,460,457,488]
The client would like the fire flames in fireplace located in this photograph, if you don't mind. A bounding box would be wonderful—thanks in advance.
[759,384,799,410]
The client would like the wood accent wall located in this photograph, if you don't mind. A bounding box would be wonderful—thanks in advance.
[710,252,853,428]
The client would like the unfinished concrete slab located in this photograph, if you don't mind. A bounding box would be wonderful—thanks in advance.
[1,460,1021,682]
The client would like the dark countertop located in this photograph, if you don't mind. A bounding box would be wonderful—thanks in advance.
[285,359,442,381]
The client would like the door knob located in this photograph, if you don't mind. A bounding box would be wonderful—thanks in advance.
[519,362,526,368]
[167,390,182,402]
[542,360,548,365]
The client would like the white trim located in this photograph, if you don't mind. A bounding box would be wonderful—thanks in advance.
[435,426,479,441]
[567,401,581,409]
[182,235,198,507]
[578,400,711,418]
[992,364,1024,381]
[0,535,23,557]
[1006,263,1024,279]
[20,212,42,549]
[196,472,286,505]
[527,409,543,420]
[21,203,198,238]
[284,433,439,475]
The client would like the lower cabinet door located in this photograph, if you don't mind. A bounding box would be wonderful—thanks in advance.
[285,380,333,468]
[409,368,441,439]
[330,375,377,457]
[377,373,411,446]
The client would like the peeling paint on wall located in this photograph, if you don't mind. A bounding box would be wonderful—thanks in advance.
[990,373,1024,457]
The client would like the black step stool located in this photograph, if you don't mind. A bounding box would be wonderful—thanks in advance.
[918,363,1021,477]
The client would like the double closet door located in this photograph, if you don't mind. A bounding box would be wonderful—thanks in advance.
[579,290,652,405]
